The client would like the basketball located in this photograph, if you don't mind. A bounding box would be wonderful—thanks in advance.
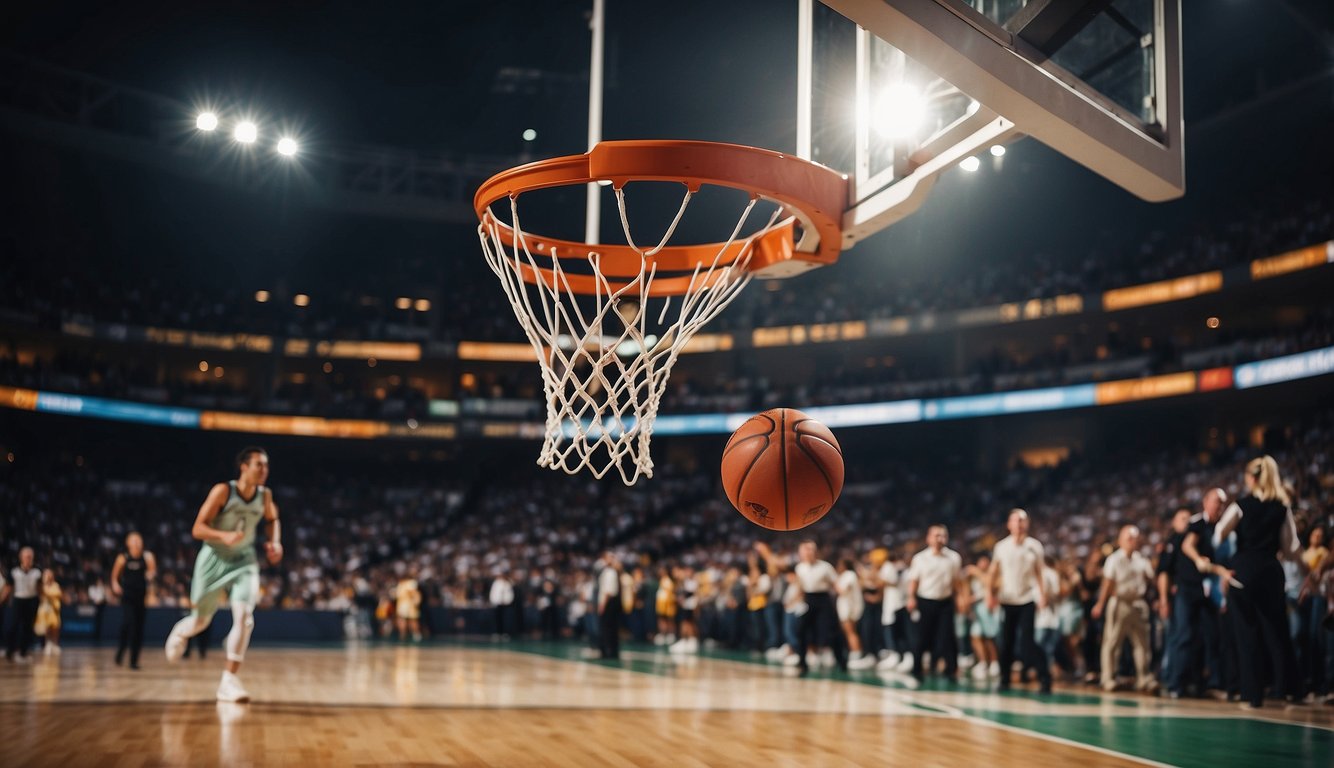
[721,408,844,530]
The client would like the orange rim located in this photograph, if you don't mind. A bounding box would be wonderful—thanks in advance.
[475,140,848,297]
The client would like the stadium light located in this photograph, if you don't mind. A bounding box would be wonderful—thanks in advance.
[255,290,270,303]
[960,156,981,173]
[414,299,431,312]
[198,361,209,372]
[395,297,411,310]
[294,293,310,307]
[873,84,926,139]
[990,145,1006,157]
[276,137,299,157]
[196,112,219,131]
[1207,316,1221,329]
[234,121,258,144]
[522,128,537,142]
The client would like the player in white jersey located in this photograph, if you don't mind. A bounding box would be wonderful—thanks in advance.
[164,447,282,702]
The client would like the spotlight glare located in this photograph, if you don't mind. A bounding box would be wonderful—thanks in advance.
[294,293,310,307]
[196,112,219,131]
[873,84,926,139]
[522,128,537,142]
[960,156,981,173]
[234,121,258,144]
[277,137,299,156]
[989,144,1006,157]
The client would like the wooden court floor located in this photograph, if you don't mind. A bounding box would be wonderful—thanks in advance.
[1,642,1330,767]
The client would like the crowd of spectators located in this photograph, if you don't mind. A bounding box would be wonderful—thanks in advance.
[5,305,1331,418]
[1,183,1328,345]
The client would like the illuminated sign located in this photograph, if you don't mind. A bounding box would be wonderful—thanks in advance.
[0,386,39,411]
[1250,242,1332,280]
[924,386,1096,420]
[1102,271,1223,311]
[457,342,538,362]
[1234,345,1334,389]
[1094,372,1197,405]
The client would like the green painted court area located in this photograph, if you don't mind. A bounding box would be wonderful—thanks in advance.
[491,639,1333,768]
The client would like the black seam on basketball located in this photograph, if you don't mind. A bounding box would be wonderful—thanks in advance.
[780,409,789,530]
[722,433,768,461]
[733,434,772,511]
[793,419,841,456]
[795,434,838,500]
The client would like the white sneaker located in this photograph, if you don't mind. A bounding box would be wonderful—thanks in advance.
[971,662,990,681]
[895,653,915,673]
[216,672,251,703]
[165,632,187,663]
[848,653,878,670]
[687,637,699,652]
[820,650,835,668]
[989,661,1001,677]
[876,652,902,671]
[782,653,802,667]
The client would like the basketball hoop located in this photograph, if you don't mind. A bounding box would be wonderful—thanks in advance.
[475,140,848,484]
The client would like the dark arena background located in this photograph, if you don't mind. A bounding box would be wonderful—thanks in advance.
[2,1,1333,766]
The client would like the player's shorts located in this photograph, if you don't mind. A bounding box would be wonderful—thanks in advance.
[190,546,260,618]
[970,604,1000,638]
[836,599,864,624]
[656,596,676,619]
[397,603,420,620]
[1057,601,1083,636]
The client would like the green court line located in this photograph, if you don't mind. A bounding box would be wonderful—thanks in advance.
[967,711,1333,768]
[478,639,1329,767]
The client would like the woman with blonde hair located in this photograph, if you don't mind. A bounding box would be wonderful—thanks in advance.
[1208,455,1303,708]
[34,570,62,656]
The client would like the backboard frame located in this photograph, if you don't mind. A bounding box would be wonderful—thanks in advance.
[803,0,1184,247]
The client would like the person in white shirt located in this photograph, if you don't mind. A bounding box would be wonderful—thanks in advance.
[489,572,515,639]
[987,509,1052,693]
[874,553,905,670]
[836,558,875,668]
[5,547,42,663]
[596,552,623,660]
[907,525,964,681]
[794,540,848,674]
[1092,525,1158,693]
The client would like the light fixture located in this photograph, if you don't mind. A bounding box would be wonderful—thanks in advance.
[322,362,333,374]
[989,145,1006,157]
[522,128,537,141]
[294,294,310,307]
[1207,316,1220,329]
[277,137,298,156]
[196,112,219,131]
[234,121,258,144]
[198,361,209,372]
[960,156,981,173]
[414,299,431,312]
[395,297,411,310]
[873,84,926,139]
[214,366,225,378]
[254,290,270,303]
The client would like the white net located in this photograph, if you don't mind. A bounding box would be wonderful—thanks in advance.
[478,185,780,484]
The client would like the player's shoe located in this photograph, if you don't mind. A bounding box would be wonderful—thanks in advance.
[216,672,251,703]
[971,662,990,680]
[164,632,187,663]
[875,651,901,671]
[847,653,877,670]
